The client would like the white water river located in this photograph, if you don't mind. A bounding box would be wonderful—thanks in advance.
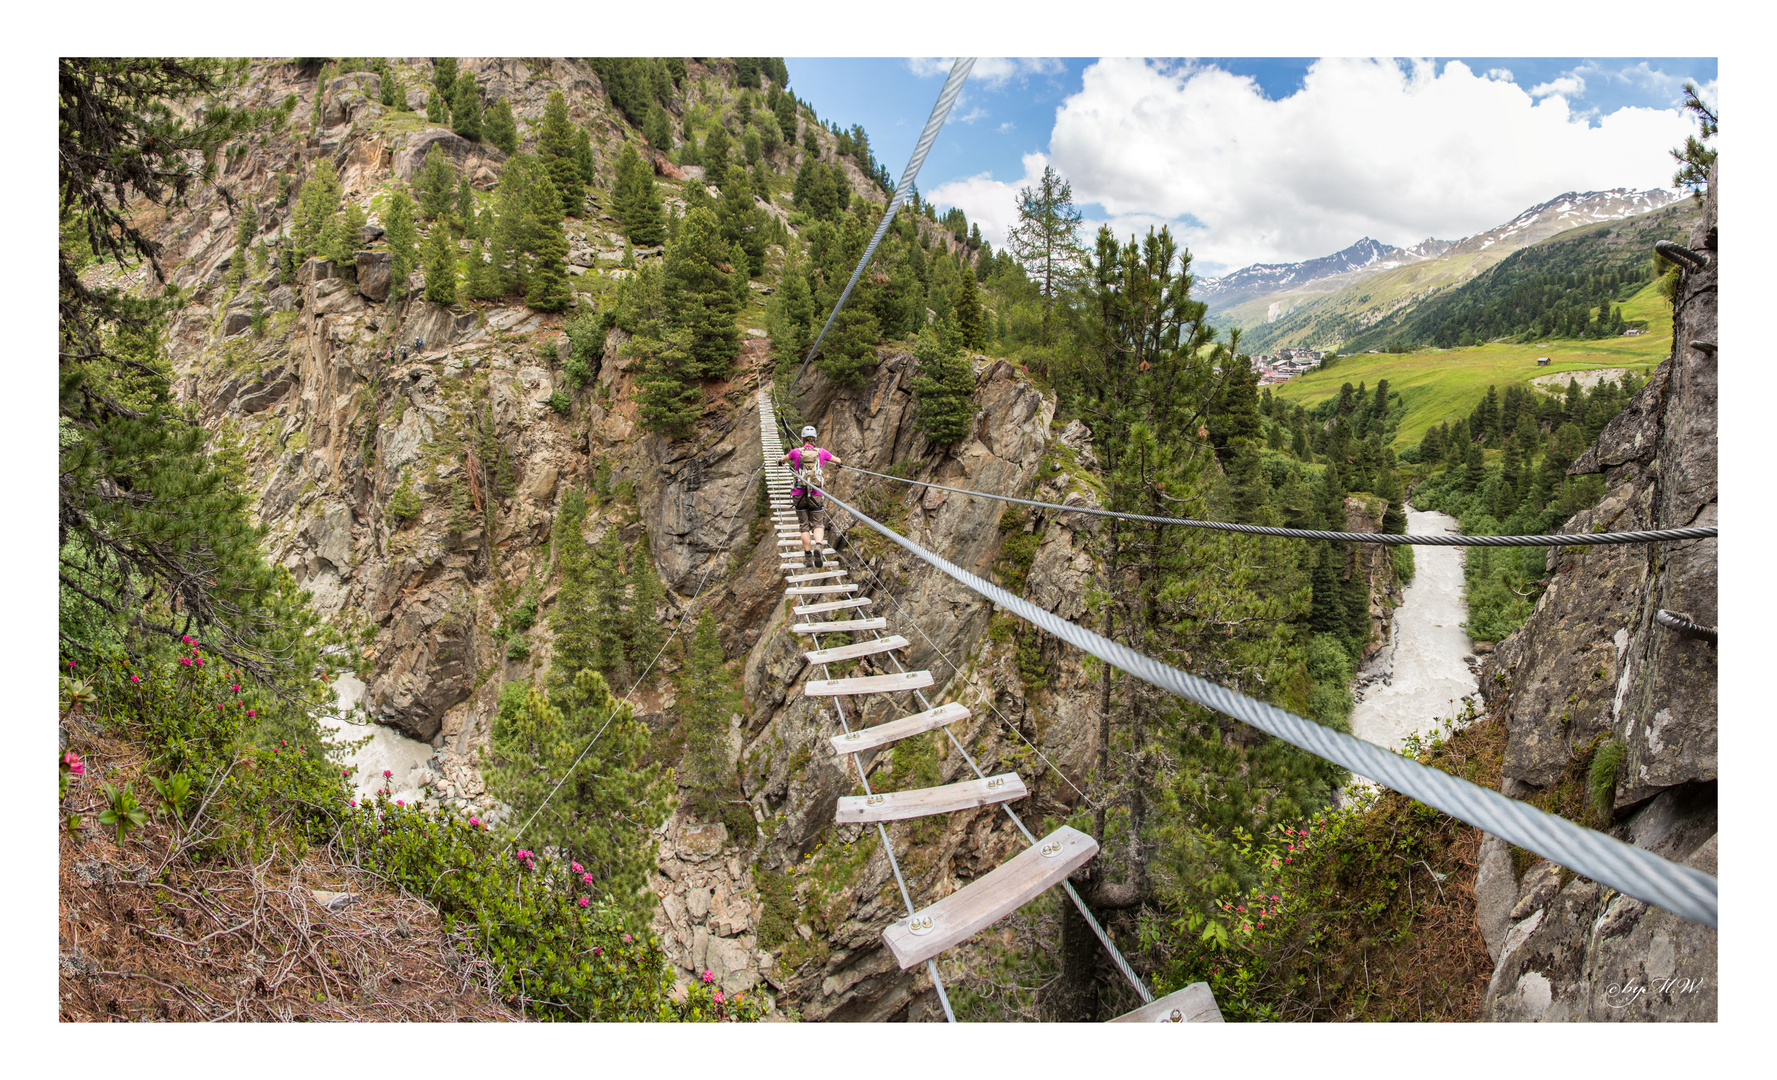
[1346,507,1480,781]
[317,671,437,804]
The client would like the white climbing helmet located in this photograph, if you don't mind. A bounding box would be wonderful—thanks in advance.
[801,426,818,439]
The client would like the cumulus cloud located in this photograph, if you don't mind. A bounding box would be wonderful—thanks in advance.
[1529,74,1586,98]
[1023,57,1698,274]
[907,57,1064,88]
[926,153,1052,253]
[955,106,990,125]
[997,121,1016,134]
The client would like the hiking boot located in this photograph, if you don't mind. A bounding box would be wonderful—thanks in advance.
[812,548,824,568]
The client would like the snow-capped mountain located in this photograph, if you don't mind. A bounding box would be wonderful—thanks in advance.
[1199,237,1449,313]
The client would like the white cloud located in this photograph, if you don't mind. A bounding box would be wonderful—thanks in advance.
[1015,57,1699,274]
[1487,68,1514,82]
[1529,74,1586,98]
[906,57,1064,88]
[996,121,1016,134]
[955,106,990,125]
[926,153,1051,252]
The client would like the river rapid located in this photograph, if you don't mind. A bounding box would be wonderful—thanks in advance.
[1346,506,1481,783]
[318,671,437,804]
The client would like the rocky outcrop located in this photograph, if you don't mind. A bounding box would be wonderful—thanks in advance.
[1476,167,1716,1021]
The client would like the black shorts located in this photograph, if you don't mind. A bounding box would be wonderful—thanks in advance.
[794,501,827,530]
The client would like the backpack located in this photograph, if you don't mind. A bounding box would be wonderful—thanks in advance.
[791,447,826,505]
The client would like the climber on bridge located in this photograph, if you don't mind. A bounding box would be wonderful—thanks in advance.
[781,426,841,568]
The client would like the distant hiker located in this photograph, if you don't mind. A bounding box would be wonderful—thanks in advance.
[399,345,409,361]
[414,336,424,352]
[781,426,841,567]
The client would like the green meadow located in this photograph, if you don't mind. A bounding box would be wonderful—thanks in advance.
[1271,279,1673,450]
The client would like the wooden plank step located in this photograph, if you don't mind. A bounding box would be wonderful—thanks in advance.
[829,702,969,755]
[882,826,1099,970]
[806,669,933,697]
[783,584,859,597]
[836,773,1026,824]
[785,570,848,583]
[793,597,872,615]
[1107,983,1223,1024]
[792,618,887,635]
[803,635,908,664]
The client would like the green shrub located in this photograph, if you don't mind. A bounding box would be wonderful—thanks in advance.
[1588,738,1626,817]
[547,390,572,415]
[505,636,531,661]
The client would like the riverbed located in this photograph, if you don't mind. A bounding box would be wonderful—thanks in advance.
[1346,506,1480,780]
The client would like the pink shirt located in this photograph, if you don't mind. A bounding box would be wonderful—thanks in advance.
[786,447,832,495]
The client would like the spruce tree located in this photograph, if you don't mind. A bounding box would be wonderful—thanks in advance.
[678,608,740,794]
[450,70,482,142]
[659,207,741,382]
[416,145,456,222]
[573,127,596,186]
[537,90,583,217]
[765,244,817,359]
[910,325,976,445]
[455,174,474,232]
[429,57,458,124]
[624,537,666,663]
[703,123,730,170]
[485,96,518,155]
[953,262,987,350]
[293,158,340,260]
[523,168,572,312]
[422,225,456,304]
[645,102,671,152]
[716,164,765,276]
[325,200,366,267]
[632,327,703,438]
[773,90,798,144]
[1006,164,1085,345]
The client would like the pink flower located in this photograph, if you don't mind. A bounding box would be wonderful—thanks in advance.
[713,990,724,1004]
[578,896,590,908]
[130,674,140,683]
[1285,857,1292,863]
[193,658,203,667]
[469,816,481,827]
[180,657,192,666]
[181,635,192,644]
[701,970,713,983]
[67,660,75,668]
[348,800,357,808]
[623,934,632,944]
[232,683,240,692]
[396,800,405,807]
[593,947,602,956]
[571,861,583,873]
[64,751,85,776]
[343,769,351,777]
[247,709,255,718]
[280,740,286,748]
[581,872,593,885]
[383,769,392,778]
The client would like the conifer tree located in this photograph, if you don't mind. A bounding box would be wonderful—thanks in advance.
[716,164,766,276]
[537,90,583,216]
[525,184,573,314]
[293,158,341,259]
[772,90,798,144]
[658,205,742,382]
[416,145,456,222]
[1006,164,1085,346]
[455,174,474,232]
[645,102,671,152]
[677,608,740,793]
[765,243,816,360]
[953,262,987,350]
[422,225,456,304]
[632,327,703,437]
[573,127,596,185]
[429,57,457,122]
[703,123,730,169]
[450,70,482,142]
[624,537,666,663]
[325,200,366,267]
[485,96,518,155]
[910,325,976,445]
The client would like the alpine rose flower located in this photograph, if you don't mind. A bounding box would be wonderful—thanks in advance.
[578,896,590,908]
[469,816,481,827]
[571,861,583,873]
[713,991,724,1004]
[701,970,713,983]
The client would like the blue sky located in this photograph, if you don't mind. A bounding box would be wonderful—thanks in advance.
[784,58,1717,277]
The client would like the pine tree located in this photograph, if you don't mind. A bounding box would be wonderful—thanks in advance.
[765,243,816,359]
[624,537,666,664]
[773,90,798,145]
[416,145,456,222]
[525,182,573,313]
[422,225,456,304]
[293,158,340,260]
[1006,164,1085,346]
[953,262,987,350]
[677,608,740,793]
[429,57,457,124]
[715,164,765,277]
[537,90,583,217]
[324,200,366,267]
[703,123,730,170]
[645,102,671,152]
[910,325,975,445]
[632,326,703,438]
[485,96,518,155]
[451,70,482,142]
[573,127,597,186]
[626,161,665,248]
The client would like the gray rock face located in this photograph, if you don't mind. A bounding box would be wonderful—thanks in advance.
[1477,164,1716,1021]
[394,129,508,188]
[355,250,393,302]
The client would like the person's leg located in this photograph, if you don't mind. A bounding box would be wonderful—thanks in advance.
[797,507,814,553]
[812,505,827,550]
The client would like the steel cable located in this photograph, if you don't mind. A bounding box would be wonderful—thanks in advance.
[841,464,1719,548]
[1655,608,1717,644]
[814,485,1720,929]
[793,58,975,387]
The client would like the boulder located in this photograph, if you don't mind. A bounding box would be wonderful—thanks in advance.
[222,310,254,337]
[355,250,393,302]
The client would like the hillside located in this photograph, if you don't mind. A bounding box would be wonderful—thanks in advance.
[1271,275,1673,451]
[1223,188,1680,354]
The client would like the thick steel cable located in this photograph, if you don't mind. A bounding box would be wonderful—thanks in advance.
[814,485,1720,928]
[843,464,1719,548]
[766,393,1150,1005]
[509,464,762,849]
[793,58,975,386]
[1655,608,1717,644]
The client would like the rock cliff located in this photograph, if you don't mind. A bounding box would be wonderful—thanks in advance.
[1473,167,1717,1022]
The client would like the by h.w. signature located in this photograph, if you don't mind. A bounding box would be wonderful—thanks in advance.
[1604,975,1706,1008]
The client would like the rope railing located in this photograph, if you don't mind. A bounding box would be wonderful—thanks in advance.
[793,58,974,387]
[840,464,1719,548]
[811,483,1720,929]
